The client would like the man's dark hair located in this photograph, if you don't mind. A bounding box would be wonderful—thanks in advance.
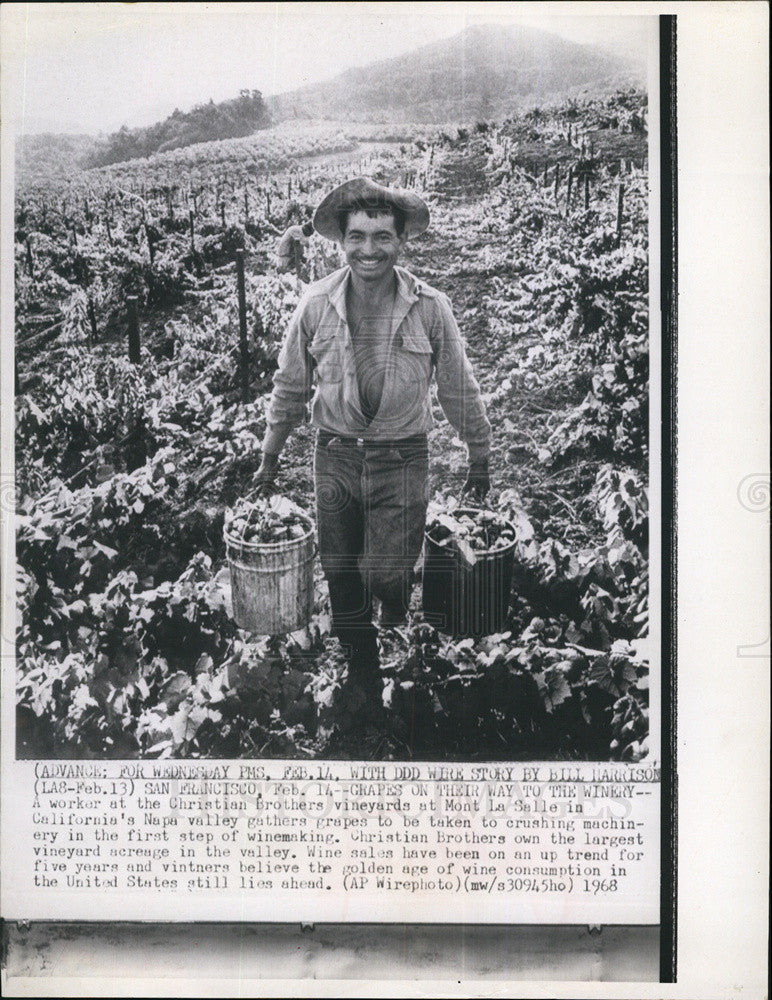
[338,198,406,237]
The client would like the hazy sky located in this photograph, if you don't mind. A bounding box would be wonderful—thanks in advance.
[1,2,651,135]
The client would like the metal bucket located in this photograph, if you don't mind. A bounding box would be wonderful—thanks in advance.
[421,507,516,637]
[224,514,315,635]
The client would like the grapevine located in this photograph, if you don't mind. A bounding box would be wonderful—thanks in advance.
[15,91,650,760]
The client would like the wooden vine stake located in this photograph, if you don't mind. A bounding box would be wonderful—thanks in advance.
[144,222,155,265]
[87,296,98,345]
[189,209,196,255]
[584,173,591,210]
[127,296,141,363]
[235,250,250,403]
[25,237,35,281]
[616,183,625,247]
[566,166,574,214]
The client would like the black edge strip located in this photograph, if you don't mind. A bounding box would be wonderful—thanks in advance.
[659,12,678,985]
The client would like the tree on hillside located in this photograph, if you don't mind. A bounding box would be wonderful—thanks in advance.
[88,89,269,166]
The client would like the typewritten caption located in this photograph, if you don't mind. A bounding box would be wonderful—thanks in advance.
[10,761,660,923]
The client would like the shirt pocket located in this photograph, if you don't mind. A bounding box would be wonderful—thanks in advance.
[396,325,433,386]
[308,332,344,383]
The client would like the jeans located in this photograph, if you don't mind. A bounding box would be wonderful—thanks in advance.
[314,432,429,660]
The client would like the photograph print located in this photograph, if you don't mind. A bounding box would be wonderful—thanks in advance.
[10,7,657,763]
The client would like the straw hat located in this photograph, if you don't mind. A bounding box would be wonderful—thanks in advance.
[312,177,430,241]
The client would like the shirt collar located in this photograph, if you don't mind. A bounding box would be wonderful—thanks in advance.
[327,266,420,326]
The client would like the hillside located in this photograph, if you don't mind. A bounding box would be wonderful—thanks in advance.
[86,90,269,168]
[14,24,644,178]
[15,133,100,185]
[270,23,644,124]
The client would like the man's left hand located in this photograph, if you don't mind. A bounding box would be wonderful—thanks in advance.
[253,451,280,497]
[462,457,491,500]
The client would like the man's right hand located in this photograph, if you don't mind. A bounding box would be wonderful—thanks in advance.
[462,456,491,501]
[253,452,280,496]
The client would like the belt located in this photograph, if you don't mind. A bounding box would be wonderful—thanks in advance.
[317,430,427,448]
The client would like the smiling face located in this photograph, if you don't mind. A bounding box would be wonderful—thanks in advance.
[340,210,405,283]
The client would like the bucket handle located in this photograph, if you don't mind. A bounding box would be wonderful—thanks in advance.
[229,491,263,544]
[455,491,488,513]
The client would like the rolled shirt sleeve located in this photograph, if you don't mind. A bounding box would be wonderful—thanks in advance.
[431,292,491,463]
[262,300,313,455]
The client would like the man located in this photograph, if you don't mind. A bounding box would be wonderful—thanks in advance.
[255,178,491,705]
[274,220,313,271]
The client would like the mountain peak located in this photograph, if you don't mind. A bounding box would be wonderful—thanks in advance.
[271,23,644,124]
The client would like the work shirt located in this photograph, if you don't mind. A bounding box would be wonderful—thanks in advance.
[262,265,491,461]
